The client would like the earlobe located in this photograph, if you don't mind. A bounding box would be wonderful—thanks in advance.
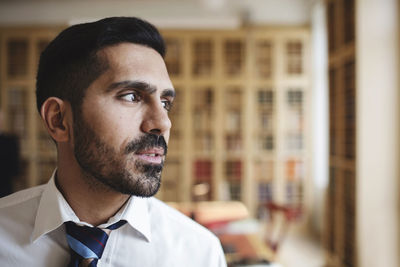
[40,97,71,142]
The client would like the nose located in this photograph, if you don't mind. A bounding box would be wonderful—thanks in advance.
[141,101,171,136]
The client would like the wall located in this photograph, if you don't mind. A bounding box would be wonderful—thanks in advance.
[310,0,328,238]
[357,0,399,266]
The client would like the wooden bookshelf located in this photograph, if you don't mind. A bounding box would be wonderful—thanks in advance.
[0,27,63,190]
[159,27,311,220]
[324,0,357,266]
[0,26,311,223]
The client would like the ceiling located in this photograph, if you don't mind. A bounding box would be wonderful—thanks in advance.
[0,0,316,28]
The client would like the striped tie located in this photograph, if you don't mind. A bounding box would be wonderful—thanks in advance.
[65,220,127,267]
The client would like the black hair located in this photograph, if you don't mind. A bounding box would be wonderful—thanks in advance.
[36,16,166,114]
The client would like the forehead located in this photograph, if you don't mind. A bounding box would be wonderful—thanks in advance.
[100,43,163,72]
[95,43,172,90]
[81,43,174,104]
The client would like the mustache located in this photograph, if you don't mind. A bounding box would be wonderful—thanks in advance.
[124,134,168,156]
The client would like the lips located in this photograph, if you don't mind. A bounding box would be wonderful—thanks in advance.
[134,147,165,164]
[136,147,165,156]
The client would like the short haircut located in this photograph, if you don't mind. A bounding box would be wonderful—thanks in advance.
[36,16,166,114]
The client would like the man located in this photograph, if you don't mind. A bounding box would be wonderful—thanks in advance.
[0,17,226,266]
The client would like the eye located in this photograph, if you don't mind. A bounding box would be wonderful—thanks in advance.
[161,100,173,111]
[120,92,141,102]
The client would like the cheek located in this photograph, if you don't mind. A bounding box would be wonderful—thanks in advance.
[85,106,142,149]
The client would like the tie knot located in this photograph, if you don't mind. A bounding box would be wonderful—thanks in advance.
[65,220,127,267]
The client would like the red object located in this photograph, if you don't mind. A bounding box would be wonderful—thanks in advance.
[263,202,303,252]
[202,219,233,231]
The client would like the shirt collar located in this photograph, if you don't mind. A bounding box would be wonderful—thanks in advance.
[31,171,152,243]
[96,196,152,242]
[118,196,152,242]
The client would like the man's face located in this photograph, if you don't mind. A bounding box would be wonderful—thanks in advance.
[73,43,175,197]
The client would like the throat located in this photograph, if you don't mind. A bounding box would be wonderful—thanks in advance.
[56,170,130,226]
[71,191,130,226]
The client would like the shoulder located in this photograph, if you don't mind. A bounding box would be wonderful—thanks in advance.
[145,198,226,266]
[0,185,46,249]
[147,198,220,244]
[0,185,45,209]
[0,185,46,228]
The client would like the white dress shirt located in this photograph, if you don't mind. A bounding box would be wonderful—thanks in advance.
[0,173,227,267]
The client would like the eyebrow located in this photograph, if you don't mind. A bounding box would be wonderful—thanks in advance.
[106,80,175,98]
[161,88,176,98]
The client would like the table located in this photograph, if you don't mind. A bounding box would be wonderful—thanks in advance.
[218,233,276,266]
[166,201,249,227]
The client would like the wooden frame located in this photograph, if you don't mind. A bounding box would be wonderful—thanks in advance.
[324,0,357,266]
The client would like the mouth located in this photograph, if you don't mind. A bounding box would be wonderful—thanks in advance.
[135,147,165,164]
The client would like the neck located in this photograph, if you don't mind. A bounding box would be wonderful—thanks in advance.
[56,159,130,226]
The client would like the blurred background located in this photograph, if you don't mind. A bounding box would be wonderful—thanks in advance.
[0,0,398,266]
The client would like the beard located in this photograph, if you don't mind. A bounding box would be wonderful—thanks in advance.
[72,113,168,197]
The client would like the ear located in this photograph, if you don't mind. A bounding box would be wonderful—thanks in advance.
[40,97,72,143]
